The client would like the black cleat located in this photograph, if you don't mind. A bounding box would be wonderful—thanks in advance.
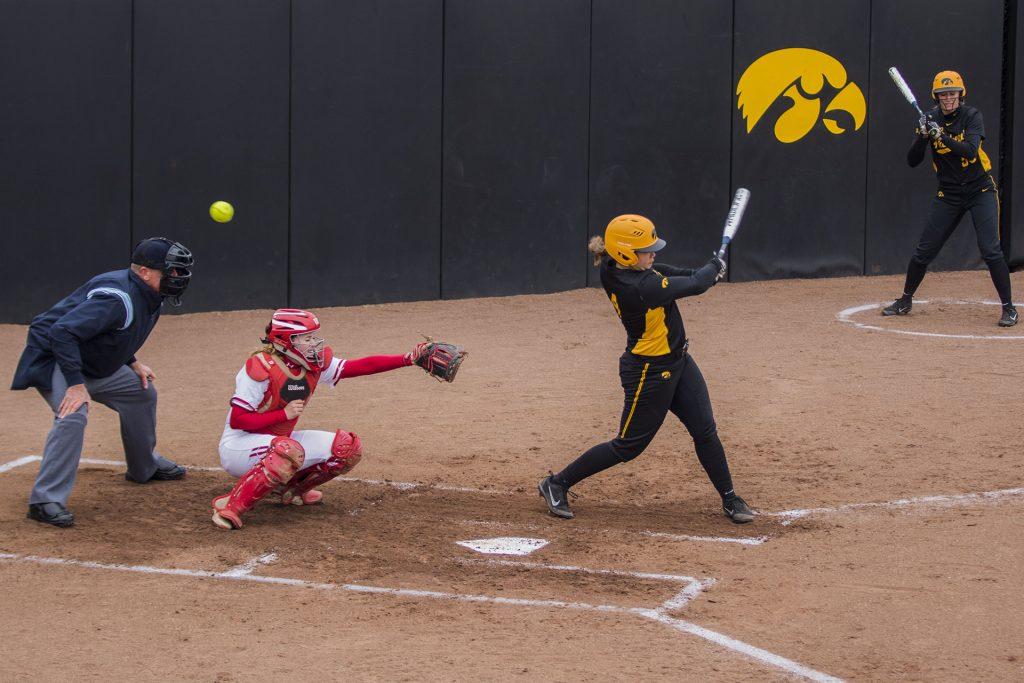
[126,462,187,483]
[882,296,912,316]
[999,305,1018,327]
[538,474,574,519]
[27,502,75,528]
[723,495,755,524]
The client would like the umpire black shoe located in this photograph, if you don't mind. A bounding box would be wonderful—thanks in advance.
[126,462,187,483]
[723,495,755,524]
[881,296,912,316]
[999,305,1018,327]
[538,474,574,519]
[27,502,75,528]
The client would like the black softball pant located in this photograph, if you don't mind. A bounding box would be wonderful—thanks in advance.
[555,352,735,497]
[904,186,1012,305]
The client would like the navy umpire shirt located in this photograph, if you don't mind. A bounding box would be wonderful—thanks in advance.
[11,269,164,391]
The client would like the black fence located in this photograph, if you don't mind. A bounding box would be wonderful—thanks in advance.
[0,0,1019,322]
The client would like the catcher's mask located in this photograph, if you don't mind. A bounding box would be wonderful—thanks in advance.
[931,70,966,102]
[604,214,666,268]
[263,309,325,371]
[131,237,194,306]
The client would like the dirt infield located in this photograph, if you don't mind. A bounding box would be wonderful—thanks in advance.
[1,270,1022,681]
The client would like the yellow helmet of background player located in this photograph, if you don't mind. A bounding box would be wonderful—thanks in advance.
[604,214,666,267]
[931,70,966,100]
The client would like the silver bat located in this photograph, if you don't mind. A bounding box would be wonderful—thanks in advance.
[888,66,925,118]
[718,188,750,259]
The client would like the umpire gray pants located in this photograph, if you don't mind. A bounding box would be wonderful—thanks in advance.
[30,364,172,505]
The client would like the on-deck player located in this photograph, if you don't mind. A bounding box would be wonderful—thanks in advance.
[538,215,755,523]
[882,70,1017,327]
[211,308,427,529]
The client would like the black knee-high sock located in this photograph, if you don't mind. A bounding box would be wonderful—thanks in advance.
[694,434,734,498]
[555,442,620,488]
[986,258,1013,306]
[903,259,928,298]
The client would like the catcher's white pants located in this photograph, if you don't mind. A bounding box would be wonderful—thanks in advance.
[219,430,337,479]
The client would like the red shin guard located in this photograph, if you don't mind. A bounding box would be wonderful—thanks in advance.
[281,430,362,505]
[212,437,305,529]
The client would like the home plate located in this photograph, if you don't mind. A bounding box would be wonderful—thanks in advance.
[455,537,549,556]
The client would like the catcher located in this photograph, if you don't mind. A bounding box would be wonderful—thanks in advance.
[212,308,464,529]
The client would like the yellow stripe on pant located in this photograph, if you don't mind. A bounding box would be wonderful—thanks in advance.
[620,362,650,438]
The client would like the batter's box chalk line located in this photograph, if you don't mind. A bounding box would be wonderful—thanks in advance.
[838,299,1024,340]
[0,549,839,682]
[458,518,767,546]
[4,455,1021,531]
[769,485,1024,524]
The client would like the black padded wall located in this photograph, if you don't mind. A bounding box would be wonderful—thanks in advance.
[0,0,130,323]
[1011,0,1024,267]
[133,0,290,313]
[291,0,443,307]
[731,0,870,281]
[865,0,1003,276]
[588,0,733,286]
[3,0,1021,323]
[441,0,591,298]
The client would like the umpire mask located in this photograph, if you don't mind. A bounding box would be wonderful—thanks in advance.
[131,237,195,306]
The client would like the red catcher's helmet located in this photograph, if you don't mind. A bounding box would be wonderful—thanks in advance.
[263,309,325,370]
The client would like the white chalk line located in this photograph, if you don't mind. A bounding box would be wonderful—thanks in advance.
[837,300,1024,340]
[0,550,839,681]
[640,609,842,683]
[2,455,500,494]
[458,557,698,584]
[0,456,40,474]
[640,529,768,546]
[3,455,1021,528]
[2,455,764,546]
[769,485,1024,524]
[460,520,765,548]
[220,552,279,578]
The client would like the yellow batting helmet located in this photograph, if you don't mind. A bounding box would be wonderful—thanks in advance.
[931,70,966,100]
[604,214,666,267]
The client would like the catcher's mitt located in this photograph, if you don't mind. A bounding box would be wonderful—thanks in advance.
[413,340,466,382]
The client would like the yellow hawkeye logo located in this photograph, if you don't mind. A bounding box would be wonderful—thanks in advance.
[737,48,866,143]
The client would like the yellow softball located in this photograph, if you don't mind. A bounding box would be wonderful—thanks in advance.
[209,200,234,223]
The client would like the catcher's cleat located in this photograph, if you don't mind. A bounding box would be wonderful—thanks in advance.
[281,488,323,506]
[538,474,574,519]
[723,495,755,524]
[211,494,238,530]
[999,305,1018,327]
[211,436,306,530]
[881,296,912,316]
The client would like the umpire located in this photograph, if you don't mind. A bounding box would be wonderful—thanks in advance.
[883,70,1017,327]
[11,238,194,527]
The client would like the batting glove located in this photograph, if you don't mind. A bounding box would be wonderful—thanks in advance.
[710,253,727,282]
[918,115,930,138]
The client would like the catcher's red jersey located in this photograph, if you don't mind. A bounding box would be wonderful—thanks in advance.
[236,349,336,436]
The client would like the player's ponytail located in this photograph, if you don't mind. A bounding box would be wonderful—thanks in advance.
[588,235,606,266]
[252,326,276,358]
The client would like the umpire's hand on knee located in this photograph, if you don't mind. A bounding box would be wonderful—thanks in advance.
[58,384,90,418]
[130,360,156,389]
